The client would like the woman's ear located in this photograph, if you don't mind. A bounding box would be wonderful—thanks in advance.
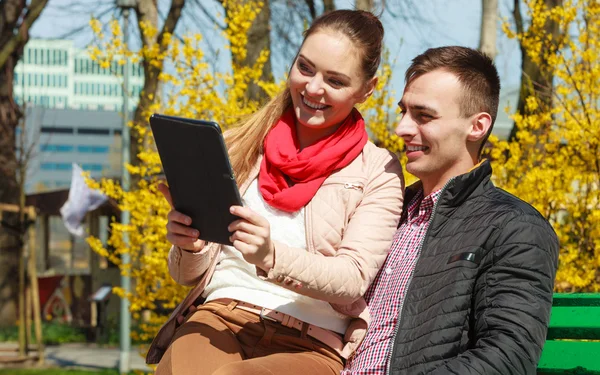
[467,112,492,143]
[358,76,378,104]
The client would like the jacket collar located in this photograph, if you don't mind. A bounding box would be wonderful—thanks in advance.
[402,160,493,219]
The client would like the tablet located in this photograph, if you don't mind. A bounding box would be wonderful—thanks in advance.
[149,114,243,246]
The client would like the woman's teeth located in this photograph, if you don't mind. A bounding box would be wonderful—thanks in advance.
[303,96,327,110]
[406,145,428,152]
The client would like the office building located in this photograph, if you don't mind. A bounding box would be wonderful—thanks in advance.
[13,39,143,112]
[21,106,125,193]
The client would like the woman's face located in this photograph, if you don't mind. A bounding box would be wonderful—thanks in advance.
[289,30,375,138]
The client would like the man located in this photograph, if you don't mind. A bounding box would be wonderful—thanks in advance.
[343,46,559,375]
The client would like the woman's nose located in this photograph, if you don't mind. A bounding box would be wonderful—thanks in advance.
[305,75,325,96]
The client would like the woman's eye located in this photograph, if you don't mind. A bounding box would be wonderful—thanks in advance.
[329,79,345,87]
[298,63,311,73]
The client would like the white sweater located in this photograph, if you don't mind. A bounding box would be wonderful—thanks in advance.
[202,178,350,334]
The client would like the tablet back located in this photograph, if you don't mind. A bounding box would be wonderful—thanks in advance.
[150,114,242,246]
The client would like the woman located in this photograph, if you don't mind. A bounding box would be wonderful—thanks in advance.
[148,9,404,375]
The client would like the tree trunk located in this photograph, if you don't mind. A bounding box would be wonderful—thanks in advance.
[479,0,498,59]
[234,0,272,103]
[131,0,185,167]
[355,0,375,11]
[323,0,335,12]
[0,63,20,329]
[0,0,49,328]
[218,0,272,103]
[509,0,563,140]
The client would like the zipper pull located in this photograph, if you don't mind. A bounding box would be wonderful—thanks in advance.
[344,182,363,191]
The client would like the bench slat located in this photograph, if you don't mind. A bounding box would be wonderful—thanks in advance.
[547,306,600,339]
[552,293,600,307]
[538,341,600,374]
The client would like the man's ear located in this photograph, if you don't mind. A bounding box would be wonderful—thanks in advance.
[358,76,378,104]
[467,112,492,142]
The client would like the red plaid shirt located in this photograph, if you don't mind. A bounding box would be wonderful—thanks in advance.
[343,188,442,375]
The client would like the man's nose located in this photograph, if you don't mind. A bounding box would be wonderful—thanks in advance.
[394,113,417,138]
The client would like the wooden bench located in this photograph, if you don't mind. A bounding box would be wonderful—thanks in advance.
[537,293,600,374]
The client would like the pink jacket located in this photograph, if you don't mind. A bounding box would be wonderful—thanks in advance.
[146,141,404,364]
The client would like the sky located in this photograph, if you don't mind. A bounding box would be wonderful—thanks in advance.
[28,0,523,131]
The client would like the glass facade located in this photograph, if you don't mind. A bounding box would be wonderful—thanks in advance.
[15,42,144,110]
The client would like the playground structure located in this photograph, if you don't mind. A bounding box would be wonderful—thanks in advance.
[0,188,121,364]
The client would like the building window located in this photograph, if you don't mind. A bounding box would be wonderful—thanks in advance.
[81,163,104,172]
[40,162,72,171]
[40,144,74,152]
[77,128,110,135]
[77,145,109,153]
[40,126,74,134]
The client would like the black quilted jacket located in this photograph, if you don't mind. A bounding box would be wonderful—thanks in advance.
[387,161,559,375]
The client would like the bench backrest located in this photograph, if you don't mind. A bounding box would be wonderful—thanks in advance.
[537,293,600,374]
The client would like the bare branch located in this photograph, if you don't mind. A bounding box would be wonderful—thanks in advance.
[56,6,116,40]
[0,0,49,68]
[157,0,186,47]
[191,0,226,29]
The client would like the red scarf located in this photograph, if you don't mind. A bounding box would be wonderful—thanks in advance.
[259,108,368,212]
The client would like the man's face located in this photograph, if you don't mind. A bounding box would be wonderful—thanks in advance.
[395,69,475,187]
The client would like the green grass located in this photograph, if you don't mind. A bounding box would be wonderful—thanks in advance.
[0,322,86,345]
[0,370,140,375]
[0,320,150,346]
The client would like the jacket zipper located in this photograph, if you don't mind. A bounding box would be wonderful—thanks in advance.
[344,182,364,191]
[384,179,453,375]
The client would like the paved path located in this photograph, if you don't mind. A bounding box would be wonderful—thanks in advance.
[0,343,152,372]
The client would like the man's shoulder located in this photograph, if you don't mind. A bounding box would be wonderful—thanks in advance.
[482,186,546,221]
[477,186,557,245]
[483,186,544,218]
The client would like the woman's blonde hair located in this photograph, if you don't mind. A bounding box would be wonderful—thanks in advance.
[225,9,384,185]
[225,89,292,185]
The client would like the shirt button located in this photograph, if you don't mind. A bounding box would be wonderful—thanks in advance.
[385,267,393,275]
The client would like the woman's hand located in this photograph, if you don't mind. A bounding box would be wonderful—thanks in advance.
[228,206,275,272]
[158,183,206,253]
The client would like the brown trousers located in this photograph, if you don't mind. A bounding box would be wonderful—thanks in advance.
[155,300,344,375]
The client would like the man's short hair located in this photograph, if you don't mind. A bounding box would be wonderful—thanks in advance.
[405,46,501,151]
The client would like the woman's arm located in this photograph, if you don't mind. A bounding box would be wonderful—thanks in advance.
[260,151,404,304]
[167,242,221,286]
